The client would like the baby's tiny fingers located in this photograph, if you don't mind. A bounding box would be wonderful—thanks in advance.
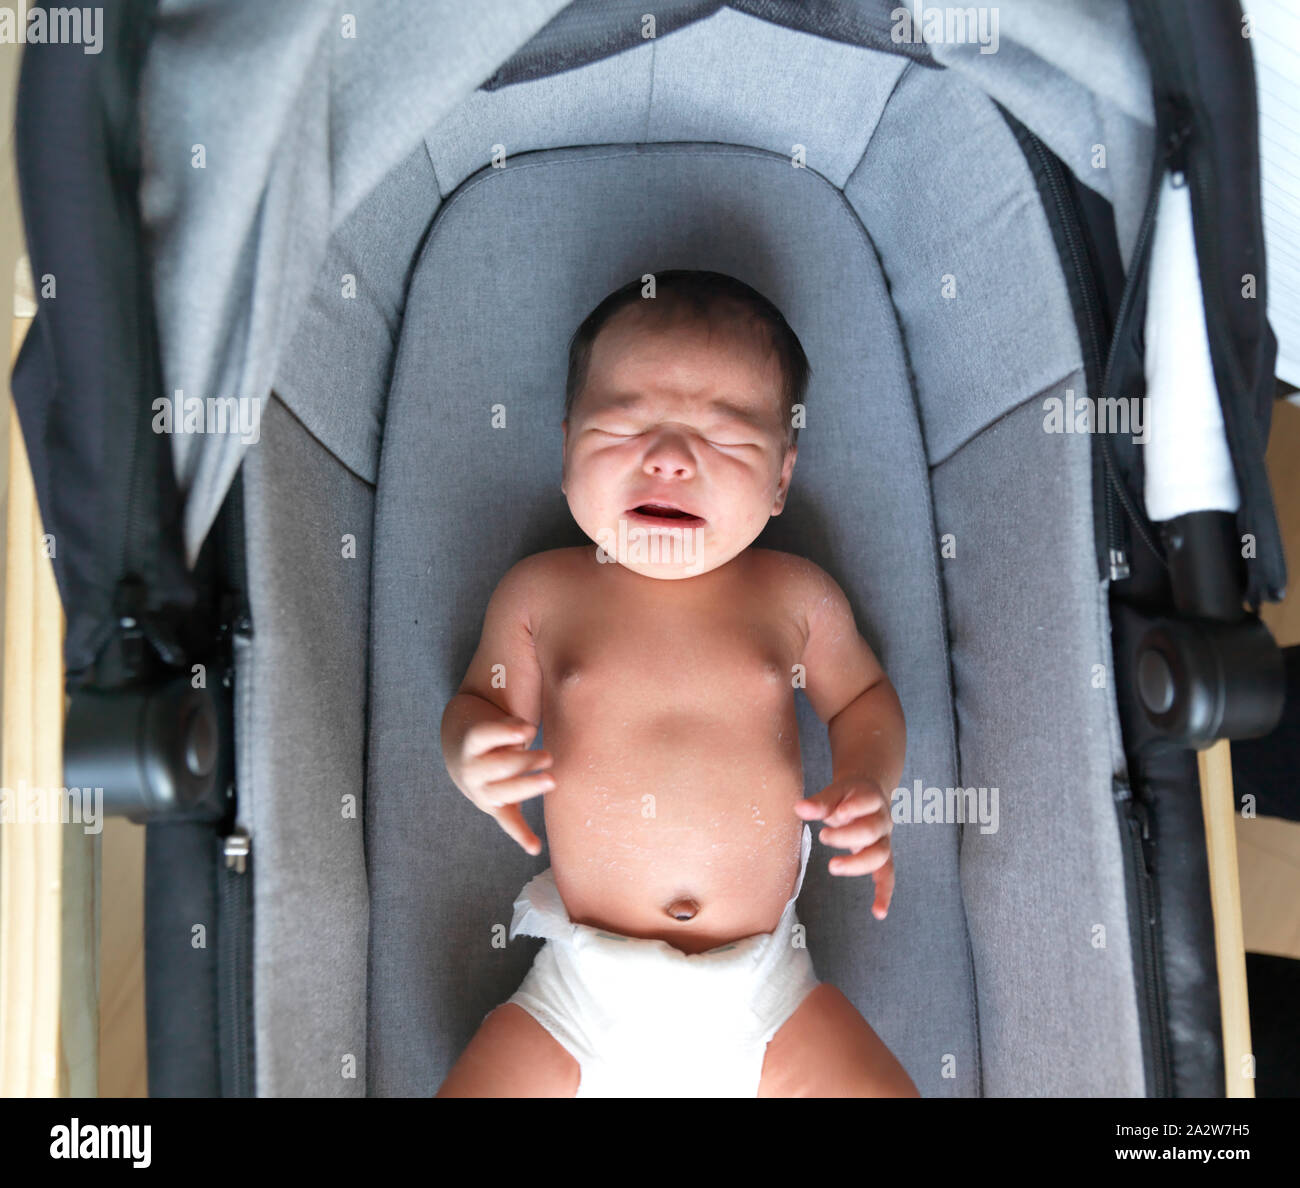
[828,835,891,877]
[794,793,838,821]
[872,865,896,919]
[481,770,557,806]
[494,805,543,856]
[819,810,889,852]
[824,785,887,827]
[467,718,536,757]
[476,748,553,787]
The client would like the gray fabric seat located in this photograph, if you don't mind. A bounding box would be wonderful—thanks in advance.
[366,142,971,1093]
[234,10,1147,1096]
[361,140,1133,1096]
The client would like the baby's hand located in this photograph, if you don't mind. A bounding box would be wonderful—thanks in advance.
[454,717,554,856]
[795,775,895,920]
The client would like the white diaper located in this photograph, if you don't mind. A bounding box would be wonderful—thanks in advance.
[504,824,820,1097]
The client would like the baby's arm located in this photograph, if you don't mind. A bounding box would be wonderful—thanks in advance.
[441,555,552,854]
[789,558,905,917]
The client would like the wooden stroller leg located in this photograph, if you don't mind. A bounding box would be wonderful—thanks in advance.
[1198,739,1254,1098]
[0,260,95,1096]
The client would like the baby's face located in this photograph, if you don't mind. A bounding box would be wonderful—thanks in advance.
[561,306,797,579]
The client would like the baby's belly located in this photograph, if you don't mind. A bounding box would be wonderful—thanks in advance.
[542,715,807,954]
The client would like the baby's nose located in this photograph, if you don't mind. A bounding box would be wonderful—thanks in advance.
[646,458,691,478]
[642,434,695,478]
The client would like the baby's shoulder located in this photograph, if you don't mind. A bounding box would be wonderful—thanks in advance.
[484,549,579,631]
[497,546,589,593]
[747,547,836,595]
[500,547,569,579]
[746,549,848,632]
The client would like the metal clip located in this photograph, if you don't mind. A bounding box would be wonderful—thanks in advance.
[223,828,251,874]
[1132,799,1151,843]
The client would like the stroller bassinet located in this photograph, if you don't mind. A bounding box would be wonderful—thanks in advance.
[12,0,1288,1096]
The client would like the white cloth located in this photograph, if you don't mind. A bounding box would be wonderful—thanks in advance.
[1241,0,1300,391]
[505,823,820,1097]
[1143,171,1241,522]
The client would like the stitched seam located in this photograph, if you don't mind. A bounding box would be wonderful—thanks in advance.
[931,367,1085,470]
[434,142,844,223]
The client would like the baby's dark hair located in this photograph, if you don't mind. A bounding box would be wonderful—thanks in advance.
[564,270,810,446]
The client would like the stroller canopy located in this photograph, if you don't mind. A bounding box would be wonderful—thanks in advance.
[138,0,1157,561]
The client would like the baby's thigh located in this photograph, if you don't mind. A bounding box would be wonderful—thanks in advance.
[758,983,920,1098]
[435,1004,580,1098]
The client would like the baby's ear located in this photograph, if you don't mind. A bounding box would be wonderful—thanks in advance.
[772,443,798,513]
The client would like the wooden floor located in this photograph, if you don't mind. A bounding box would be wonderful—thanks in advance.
[93,402,1300,1096]
[1244,397,1300,961]
[98,816,147,1097]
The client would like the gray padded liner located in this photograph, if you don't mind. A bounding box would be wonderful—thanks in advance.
[931,391,1143,1096]
[274,10,1095,489]
[367,142,975,1095]
[238,396,373,1096]
[846,61,1083,466]
[273,145,442,484]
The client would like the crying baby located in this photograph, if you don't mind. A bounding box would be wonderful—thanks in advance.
[436,270,917,1098]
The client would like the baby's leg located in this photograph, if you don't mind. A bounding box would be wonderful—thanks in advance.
[435,1004,581,1097]
[758,983,920,1098]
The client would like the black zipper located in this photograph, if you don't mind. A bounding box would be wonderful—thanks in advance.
[1020,130,1136,583]
[1090,109,1199,582]
[1026,120,1193,584]
[112,404,191,677]
[120,400,148,578]
[1083,147,1176,1093]
[1022,125,1174,1098]
[216,472,253,1097]
[219,827,253,1097]
[1104,463,1128,581]
[1094,163,1159,583]
[117,54,170,678]
[1025,135,1107,404]
[1115,781,1172,1096]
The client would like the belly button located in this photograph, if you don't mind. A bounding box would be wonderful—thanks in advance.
[665,897,700,922]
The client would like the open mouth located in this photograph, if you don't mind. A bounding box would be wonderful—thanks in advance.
[628,503,705,525]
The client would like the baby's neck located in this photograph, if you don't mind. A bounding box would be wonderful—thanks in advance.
[592,542,750,592]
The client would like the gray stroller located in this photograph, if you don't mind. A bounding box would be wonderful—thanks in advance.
[11,0,1287,1097]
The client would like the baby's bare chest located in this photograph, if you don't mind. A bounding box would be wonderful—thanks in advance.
[535,572,804,717]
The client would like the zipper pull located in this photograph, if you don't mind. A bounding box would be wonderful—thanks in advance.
[1132,798,1151,843]
[223,827,251,874]
[1108,547,1131,582]
[111,576,189,671]
[1163,105,1193,184]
